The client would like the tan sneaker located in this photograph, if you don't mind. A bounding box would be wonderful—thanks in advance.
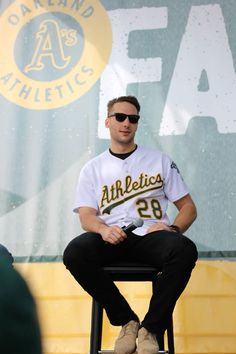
[114,320,140,354]
[137,327,159,354]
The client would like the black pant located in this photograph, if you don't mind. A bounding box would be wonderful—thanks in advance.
[63,231,198,336]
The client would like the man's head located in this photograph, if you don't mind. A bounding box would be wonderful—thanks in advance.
[107,96,140,115]
[105,96,141,152]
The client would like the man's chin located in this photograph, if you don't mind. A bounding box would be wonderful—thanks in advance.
[118,138,134,145]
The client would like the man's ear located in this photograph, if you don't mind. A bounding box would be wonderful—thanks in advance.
[105,117,109,128]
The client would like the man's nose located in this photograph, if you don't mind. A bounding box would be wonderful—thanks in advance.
[123,117,130,125]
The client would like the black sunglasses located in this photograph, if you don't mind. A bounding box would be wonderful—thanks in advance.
[108,112,140,124]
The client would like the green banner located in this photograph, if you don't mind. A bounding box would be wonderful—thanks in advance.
[0,0,235,260]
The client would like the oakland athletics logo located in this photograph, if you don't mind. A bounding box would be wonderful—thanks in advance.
[24,19,77,74]
[0,0,112,109]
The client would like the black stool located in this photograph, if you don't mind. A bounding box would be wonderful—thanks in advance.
[90,262,175,354]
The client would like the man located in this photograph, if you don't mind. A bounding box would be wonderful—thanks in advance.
[63,95,198,354]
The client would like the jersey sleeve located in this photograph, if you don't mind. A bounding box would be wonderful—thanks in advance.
[73,163,98,213]
[162,154,189,202]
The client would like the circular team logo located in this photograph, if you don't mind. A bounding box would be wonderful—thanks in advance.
[0,0,112,109]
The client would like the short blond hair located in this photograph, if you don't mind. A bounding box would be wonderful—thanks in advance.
[107,96,140,115]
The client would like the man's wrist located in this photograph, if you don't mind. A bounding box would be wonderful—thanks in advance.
[170,224,181,233]
[97,223,108,235]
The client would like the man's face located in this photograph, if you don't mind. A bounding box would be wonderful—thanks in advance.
[105,101,139,147]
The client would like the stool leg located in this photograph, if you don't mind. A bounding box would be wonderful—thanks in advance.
[157,333,164,351]
[167,317,175,354]
[90,299,103,354]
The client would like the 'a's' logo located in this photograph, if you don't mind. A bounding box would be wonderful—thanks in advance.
[24,19,75,73]
[0,0,112,109]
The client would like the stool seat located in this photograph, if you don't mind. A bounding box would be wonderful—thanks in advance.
[90,261,175,354]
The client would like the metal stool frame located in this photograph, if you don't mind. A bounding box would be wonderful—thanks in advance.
[89,262,175,354]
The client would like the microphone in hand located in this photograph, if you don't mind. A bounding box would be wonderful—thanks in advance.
[122,218,144,234]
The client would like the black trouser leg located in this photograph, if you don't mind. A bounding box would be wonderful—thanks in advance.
[130,231,198,335]
[63,232,139,325]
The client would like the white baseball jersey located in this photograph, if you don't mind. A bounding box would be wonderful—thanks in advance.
[73,146,189,236]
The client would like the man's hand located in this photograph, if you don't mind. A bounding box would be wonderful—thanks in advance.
[98,224,127,245]
[79,207,127,244]
[146,222,173,234]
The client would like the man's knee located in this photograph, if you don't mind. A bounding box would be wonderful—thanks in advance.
[173,236,198,268]
[63,232,100,268]
[184,237,198,264]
